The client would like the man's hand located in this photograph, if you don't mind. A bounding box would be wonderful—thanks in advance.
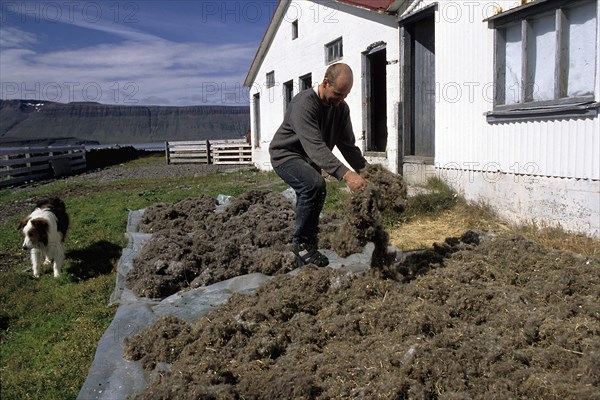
[343,170,367,192]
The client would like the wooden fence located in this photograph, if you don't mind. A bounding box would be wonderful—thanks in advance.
[165,140,210,164]
[1,145,87,188]
[166,139,251,165]
[0,139,251,187]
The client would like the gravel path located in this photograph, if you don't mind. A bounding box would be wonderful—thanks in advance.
[1,162,253,225]
[70,162,252,182]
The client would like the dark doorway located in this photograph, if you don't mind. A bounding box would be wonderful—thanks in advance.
[283,80,294,111]
[364,46,388,152]
[252,92,260,147]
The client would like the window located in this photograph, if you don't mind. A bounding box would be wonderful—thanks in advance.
[266,71,275,88]
[325,37,343,64]
[299,73,312,90]
[488,0,598,120]
[283,80,294,110]
[292,20,298,40]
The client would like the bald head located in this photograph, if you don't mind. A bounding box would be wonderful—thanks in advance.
[325,63,353,87]
[320,63,353,106]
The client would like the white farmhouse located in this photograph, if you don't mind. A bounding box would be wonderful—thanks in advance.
[244,0,600,237]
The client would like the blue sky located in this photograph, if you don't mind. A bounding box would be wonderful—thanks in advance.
[0,0,276,106]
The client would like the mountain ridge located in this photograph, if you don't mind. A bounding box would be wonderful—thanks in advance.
[0,100,250,146]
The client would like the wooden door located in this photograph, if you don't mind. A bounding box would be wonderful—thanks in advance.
[411,16,435,158]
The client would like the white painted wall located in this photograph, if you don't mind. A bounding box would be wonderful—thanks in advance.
[446,170,600,237]
[430,0,600,236]
[247,0,399,172]
[247,0,600,237]
[434,0,599,180]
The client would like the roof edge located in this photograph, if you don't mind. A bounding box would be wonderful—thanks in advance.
[243,0,402,88]
[335,0,397,13]
[244,0,290,88]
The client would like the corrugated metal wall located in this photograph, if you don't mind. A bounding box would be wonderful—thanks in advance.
[433,0,600,181]
[480,119,599,180]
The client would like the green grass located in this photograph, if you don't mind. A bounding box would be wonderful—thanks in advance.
[0,273,115,399]
[323,178,351,212]
[0,163,290,400]
[382,176,459,228]
[405,176,458,216]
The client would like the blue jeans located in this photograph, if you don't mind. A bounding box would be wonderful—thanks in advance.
[273,158,326,245]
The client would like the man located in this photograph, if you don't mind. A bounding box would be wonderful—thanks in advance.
[269,63,368,268]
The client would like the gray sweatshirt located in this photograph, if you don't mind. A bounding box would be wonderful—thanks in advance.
[269,88,366,180]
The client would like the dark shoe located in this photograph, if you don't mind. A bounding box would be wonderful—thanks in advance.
[292,243,329,268]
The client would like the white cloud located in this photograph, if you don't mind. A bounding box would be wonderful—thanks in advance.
[0,2,264,105]
[0,39,256,106]
[0,26,38,48]
[1,1,161,43]
[66,13,164,43]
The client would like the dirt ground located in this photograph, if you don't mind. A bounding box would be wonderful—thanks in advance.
[123,166,600,399]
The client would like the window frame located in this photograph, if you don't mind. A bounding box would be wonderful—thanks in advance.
[292,19,298,40]
[299,73,312,90]
[266,71,275,89]
[486,0,598,122]
[283,80,294,111]
[324,37,343,65]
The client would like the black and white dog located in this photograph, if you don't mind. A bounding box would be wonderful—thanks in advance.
[19,198,70,277]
